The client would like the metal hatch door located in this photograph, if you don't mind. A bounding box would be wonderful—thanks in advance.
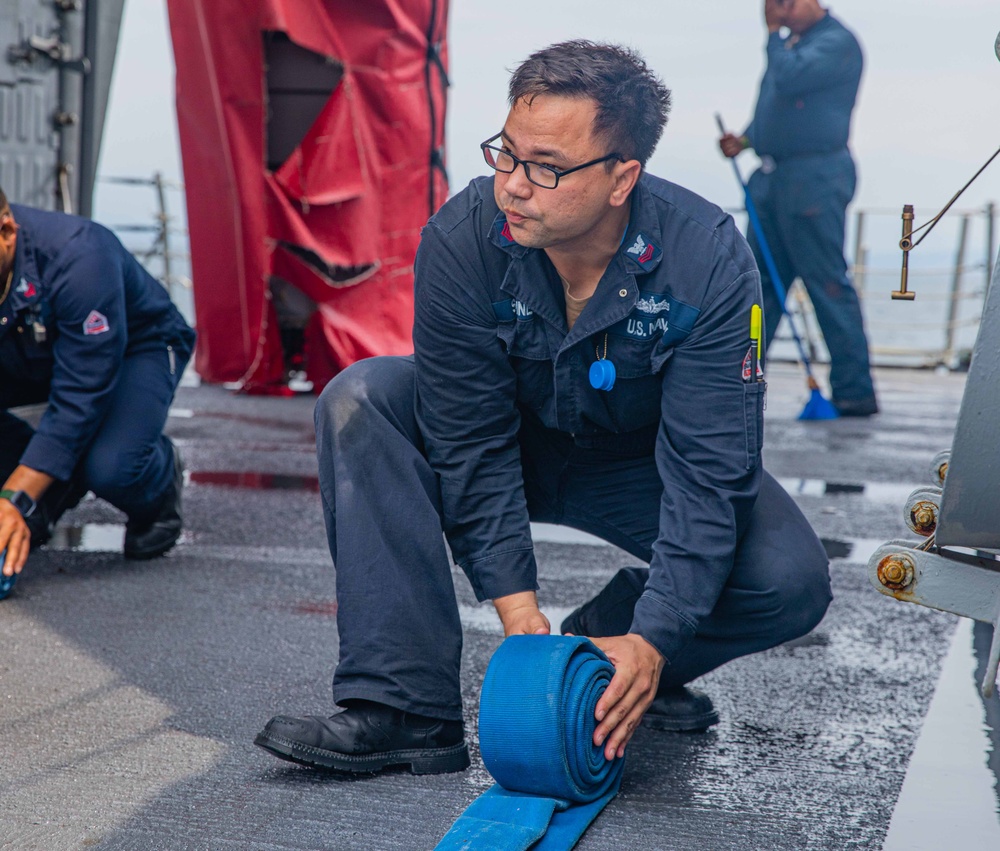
[0,0,63,209]
[1,0,123,214]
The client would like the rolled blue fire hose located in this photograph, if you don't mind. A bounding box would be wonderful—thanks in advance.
[435,635,624,851]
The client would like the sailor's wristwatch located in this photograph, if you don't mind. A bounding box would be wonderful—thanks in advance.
[0,489,37,518]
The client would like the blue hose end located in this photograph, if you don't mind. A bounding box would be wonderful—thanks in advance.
[0,551,16,601]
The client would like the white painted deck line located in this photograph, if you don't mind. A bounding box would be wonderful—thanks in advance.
[530,523,608,546]
[458,603,578,636]
[882,618,1000,850]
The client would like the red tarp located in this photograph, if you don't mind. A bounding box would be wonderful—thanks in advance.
[166,0,449,391]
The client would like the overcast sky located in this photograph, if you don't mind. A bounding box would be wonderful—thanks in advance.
[95,1,1000,270]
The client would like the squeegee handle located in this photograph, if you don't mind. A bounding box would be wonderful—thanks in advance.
[714,114,787,304]
[715,113,812,368]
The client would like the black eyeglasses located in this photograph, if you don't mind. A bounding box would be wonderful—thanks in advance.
[480,132,624,190]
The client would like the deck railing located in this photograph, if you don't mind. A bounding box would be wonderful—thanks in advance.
[100,174,996,370]
[98,173,192,319]
[731,203,996,369]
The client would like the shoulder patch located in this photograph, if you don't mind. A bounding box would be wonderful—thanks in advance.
[83,310,110,336]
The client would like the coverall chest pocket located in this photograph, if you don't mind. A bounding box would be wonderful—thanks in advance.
[599,336,661,429]
[496,316,548,361]
[10,318,54,384]
[743,381,766,469]
[604,335,657,379]
[497,318,552,413]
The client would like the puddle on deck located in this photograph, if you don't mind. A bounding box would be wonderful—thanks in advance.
[188,471,320,491]
[778,477,920,505]
[47,523,124,552]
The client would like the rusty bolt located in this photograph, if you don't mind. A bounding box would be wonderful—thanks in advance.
[909,501,938,536]
[877,553,915,590]
[936,461,949,484]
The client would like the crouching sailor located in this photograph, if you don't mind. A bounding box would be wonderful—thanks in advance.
[0,186,196,592]
[254,40,832,775]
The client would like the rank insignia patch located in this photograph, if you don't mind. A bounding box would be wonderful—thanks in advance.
[624,232,661,267]
[495,218,516,245]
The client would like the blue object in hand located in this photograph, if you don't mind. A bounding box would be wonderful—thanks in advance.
[0,550,16,601]
[589,359,616,391]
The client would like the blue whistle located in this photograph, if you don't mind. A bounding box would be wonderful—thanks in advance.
[589,359,616,391]
[0,550,16,601]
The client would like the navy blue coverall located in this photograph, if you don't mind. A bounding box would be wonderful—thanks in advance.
[744,12,877,410]
[0,205,195,524]
[315,175,831,720]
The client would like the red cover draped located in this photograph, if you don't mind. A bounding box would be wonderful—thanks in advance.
[166,0,449,391]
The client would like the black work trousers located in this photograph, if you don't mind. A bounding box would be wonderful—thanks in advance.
[316,355,831,720]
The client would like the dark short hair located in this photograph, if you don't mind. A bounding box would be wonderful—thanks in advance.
[508,40,671,167]
[0,186,7,214]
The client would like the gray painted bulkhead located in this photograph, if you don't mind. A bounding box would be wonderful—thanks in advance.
[0,0,124,215]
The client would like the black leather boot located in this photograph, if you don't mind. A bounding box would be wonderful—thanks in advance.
[560,567,647,638]
[123,440,183,560]
[254,699,470,775]
[642,686,719,733]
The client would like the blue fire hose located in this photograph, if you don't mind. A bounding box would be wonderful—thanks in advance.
[434,635,624,850]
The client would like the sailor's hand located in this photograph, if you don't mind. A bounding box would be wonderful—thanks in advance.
[493,590,551,636]
[589,634,664,761]
[719,133,747,158]
[764,0,785,32]
[0,500,30,577]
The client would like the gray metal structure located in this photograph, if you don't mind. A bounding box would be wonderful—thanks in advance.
[1,0,124,215]
[869,246,1000,696]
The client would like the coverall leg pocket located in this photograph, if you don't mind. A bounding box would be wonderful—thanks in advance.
[743,382,766,469]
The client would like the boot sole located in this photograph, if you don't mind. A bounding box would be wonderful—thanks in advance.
[253,730,471,775]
